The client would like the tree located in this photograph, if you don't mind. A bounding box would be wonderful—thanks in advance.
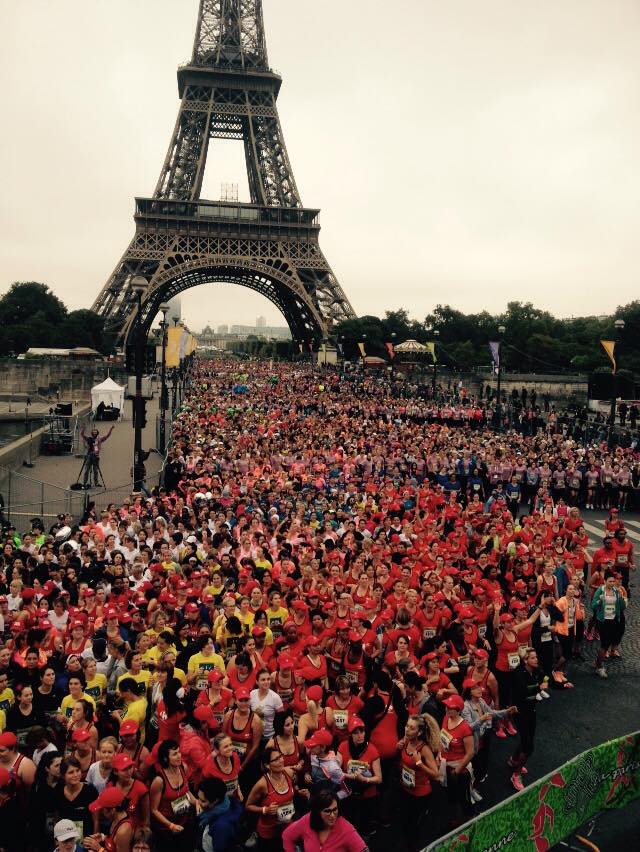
[0,282,66,327]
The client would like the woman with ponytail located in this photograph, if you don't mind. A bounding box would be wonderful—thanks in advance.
[395,713,440,851]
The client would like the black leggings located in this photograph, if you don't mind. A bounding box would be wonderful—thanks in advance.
[512,711,536,769]
[495,669,516,708]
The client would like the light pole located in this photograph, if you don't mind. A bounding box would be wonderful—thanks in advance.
[432,329,439,399]
[609,318,625,445]
[390,332,397,379]
[158,302,170,454]
[361,334,367,372]
[131,276,148,492]
[495,324,506,431]
[321,337,328,367]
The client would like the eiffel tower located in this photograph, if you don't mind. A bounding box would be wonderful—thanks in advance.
[91,0,356,345]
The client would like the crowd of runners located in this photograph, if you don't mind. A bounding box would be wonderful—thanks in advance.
[0,359,636,852]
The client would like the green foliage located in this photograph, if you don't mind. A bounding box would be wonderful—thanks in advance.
[0,282,111,356]
[334,300,640,376]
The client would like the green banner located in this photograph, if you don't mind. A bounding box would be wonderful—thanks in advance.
[426,731,640,852]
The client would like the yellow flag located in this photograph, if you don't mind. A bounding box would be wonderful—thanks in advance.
[600,340,616,374]
[425,341,436,361]
[357,342,366,358]
[166,326,182,368]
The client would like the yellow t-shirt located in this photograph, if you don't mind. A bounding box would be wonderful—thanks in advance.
[142,644,178,666]
[120,697,148,743]
[84,674,107,704]
[238,611,255,632]
[60,692,97,718]
[0,708,5,732]
[266,606,289,633]
[0,687,15,715]
[116,670,151,693]
[187,651,226,691]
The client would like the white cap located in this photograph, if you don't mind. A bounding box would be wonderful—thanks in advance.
[54,819,80,841]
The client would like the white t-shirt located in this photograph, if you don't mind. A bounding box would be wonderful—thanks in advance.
[249,688,283,738]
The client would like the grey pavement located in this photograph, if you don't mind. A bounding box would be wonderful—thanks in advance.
[24,394,164,498]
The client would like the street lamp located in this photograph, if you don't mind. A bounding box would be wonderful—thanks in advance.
[131,276,148,492]
[609,318,625,444]
[158,302,170,454]
[495,324,506,431]
[361,334,367,372]
[432,329,440,399]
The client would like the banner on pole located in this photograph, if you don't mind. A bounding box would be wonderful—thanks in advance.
[489,341,501,368]
[357,342,366,359]
[425,730,640,852]
[165,326,182,368]
[425,341,436,362]
[385,342,395,360]
[600,339,617,374]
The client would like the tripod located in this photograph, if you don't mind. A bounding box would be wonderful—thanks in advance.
[74,453,106,490]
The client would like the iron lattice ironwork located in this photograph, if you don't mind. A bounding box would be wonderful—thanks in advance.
[91,0,355,344]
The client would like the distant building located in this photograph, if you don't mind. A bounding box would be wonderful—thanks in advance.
[256,315,267,328]
[217,324,229,335]
[230,324,291,340]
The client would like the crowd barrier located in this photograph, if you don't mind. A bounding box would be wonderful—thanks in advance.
[425,730,640,852]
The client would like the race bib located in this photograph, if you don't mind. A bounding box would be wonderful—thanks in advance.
[344,670,359,685]
[423,628,436,639]
[604,476,612,484]
[225,778,238,796]
[617,554,628,564]
[232,741,247,756]
[508,653,521,670]
[171,794,191,816]
[440,728,453,752]
[196,677,208,691]
[333,710,348,730]
[478,625,487,638]
[73,821,84,841]
[604,602,616,620]
[277,802,295,823]
[401,765,416,788]
[541,630,552,643]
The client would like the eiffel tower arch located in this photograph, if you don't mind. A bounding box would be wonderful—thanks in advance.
[91,0,356,345]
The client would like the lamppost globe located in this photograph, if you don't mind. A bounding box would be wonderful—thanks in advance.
[498,324,506,335]
[615,319,625,331]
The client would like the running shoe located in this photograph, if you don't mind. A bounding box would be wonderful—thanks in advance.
[244,832,259,848]
[511,772,525,792]
[495,725,507,739]
[505,720,518,736]
[595,666,608,678]
[470,788,483,803]
[540,689,550,699]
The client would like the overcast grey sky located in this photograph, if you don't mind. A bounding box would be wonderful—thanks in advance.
[1,0,639,331]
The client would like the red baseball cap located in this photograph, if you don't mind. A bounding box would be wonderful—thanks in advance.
[306,685,323,702]
[207,669,224,684]
[119,720,139,736]
[443,695,464,710]
[89,786,126,812]
[235,687,251,700]
[71,729,92,743]
[111,753,134,771]
[305,729,333,748]
[348,716,366,732]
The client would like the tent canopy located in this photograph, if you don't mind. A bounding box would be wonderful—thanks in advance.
[395,339,427,353]
[91,377,125,412]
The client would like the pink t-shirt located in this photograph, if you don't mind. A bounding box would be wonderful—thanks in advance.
[283,814,366,852]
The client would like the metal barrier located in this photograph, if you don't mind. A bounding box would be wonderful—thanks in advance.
[0,459,167,529]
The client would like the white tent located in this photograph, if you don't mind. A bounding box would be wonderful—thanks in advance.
[91,377,125,415]
[395,339,427,353]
